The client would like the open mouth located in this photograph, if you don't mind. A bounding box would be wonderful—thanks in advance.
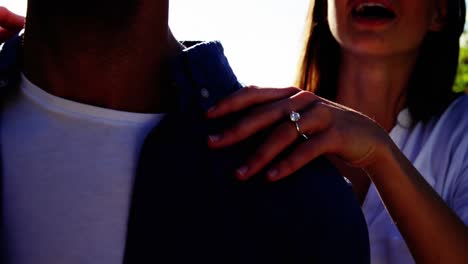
[351,2,396,21]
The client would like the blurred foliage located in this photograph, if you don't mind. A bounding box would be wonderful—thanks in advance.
[454,39,468,93]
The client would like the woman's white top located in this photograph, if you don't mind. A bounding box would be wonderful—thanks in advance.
[362,94,468,264]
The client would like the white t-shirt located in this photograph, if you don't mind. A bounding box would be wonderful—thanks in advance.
[362,94,468,264]
[1,74,165,264]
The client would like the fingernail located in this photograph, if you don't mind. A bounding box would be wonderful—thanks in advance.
[236,165,249,180]
[208,134,222,142]
[267,169,279,180]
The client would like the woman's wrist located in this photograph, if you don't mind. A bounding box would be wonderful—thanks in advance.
[363,135,399,181]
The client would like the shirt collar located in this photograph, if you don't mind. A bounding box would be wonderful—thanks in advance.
[0,34,242,112]
[169,41,242,112]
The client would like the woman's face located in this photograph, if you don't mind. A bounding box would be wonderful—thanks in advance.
[327,0,445,57]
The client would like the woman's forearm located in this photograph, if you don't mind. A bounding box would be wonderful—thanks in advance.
[365,141,468,263]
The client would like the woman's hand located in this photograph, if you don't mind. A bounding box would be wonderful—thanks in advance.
[206,86,391,181]
[0,7,25,43]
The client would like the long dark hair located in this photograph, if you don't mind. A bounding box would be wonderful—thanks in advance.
[295,0,466,124]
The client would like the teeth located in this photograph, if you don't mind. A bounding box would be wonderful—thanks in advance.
[356,3,387,13]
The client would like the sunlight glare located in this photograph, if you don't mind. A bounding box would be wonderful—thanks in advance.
[2,0,311,86]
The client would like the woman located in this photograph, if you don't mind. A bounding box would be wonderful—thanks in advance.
[207,0,468,263]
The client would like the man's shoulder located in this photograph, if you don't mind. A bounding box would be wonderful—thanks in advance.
[169,40,243,111]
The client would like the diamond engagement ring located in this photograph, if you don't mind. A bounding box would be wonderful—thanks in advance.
[289,111,309,140]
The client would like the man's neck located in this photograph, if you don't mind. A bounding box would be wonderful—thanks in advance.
[22,2,184,113]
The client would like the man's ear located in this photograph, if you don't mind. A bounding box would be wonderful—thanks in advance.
[429,0,448,32]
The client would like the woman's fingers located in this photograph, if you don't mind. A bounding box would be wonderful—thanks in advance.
[0,7,25,43]
[0,7,25,30]
[206,84,384,180]
[208,91,319,148]
[206,86,300,119]
[207,84,387,181]
[235,120,299,180]
[235,102,333,180]
[208,98,291,148]
[266,131,338,181]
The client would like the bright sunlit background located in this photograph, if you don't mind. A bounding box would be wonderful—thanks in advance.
[0,0,310,86]
[1,0,468,87]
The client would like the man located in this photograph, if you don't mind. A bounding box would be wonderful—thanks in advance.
[0,2,369,263]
